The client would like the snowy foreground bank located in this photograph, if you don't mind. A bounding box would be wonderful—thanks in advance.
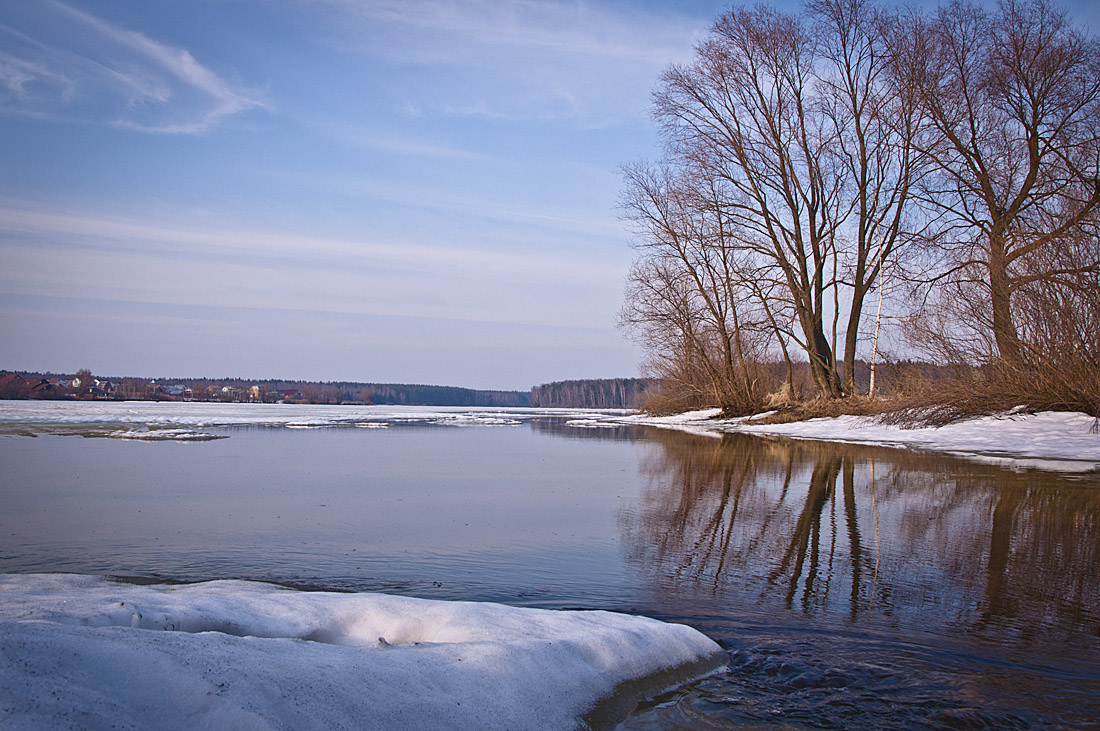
[586,408,1100,473]
[0,574,724,730]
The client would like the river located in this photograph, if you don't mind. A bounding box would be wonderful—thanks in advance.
[1,405,1097,728]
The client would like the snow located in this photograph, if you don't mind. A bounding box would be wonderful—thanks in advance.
[610,408,1100,472]
[0,402,626,440]
[3,400,1095,469]
[0,574,724,730]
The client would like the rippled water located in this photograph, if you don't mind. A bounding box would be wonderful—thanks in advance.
[2,405,1098,728]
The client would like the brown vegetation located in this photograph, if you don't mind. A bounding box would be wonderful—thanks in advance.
[622,0,1100,423]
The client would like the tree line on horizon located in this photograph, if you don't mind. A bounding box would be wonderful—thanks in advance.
[1,371,660,410]
[530,378,654,409]
[0,371,530,407]
[620,0,1099,419]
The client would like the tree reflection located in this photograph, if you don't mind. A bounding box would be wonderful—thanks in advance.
[621,428,1100,650]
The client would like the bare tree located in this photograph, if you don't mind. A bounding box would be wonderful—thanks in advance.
[625,0,1098,412]
[902,0,1100,365]
[620,163,772,412]
[653,6,849,396]
[647,2,925,398]
[73,368,94,390]
[812,0,925,393]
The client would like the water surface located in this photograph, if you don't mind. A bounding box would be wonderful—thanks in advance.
[1,405,1098,728]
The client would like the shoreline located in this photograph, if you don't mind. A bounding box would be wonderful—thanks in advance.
[584,408,1100,473]
[2,398,1097,473]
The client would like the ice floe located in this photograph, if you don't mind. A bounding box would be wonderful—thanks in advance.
[0,574,724,730]
[106,428,227,441]
[0,402,626,438]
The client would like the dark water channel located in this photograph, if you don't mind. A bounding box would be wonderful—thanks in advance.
[2,417,1098,728]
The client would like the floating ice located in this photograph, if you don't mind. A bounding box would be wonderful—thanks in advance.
[107,428,227,441]
[0,402,626,438]
[0,574,724,730]
[564,419,623,429]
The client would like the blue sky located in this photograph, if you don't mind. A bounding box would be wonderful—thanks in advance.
[3,0,1098,390]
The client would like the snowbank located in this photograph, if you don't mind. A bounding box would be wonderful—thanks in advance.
[608,408,1100,472]
[0,574,724,730]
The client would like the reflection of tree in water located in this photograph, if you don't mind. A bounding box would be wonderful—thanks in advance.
[621,429,1100,650]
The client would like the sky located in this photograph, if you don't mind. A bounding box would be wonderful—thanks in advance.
[2,0,1098,391]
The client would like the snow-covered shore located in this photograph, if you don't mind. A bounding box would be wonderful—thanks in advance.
[0,574,724,730]
[2,400,1095,471]
[577,408,1100,473]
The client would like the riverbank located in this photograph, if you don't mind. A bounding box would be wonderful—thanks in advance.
[579,408,1100,473]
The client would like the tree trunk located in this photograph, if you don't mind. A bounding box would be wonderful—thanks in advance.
[989,235,1023,366]
[800,306,844,397]
[843,284,868,395]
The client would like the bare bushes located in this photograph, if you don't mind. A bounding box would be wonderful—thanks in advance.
[636,380,712,416]
[1011,235,1100,416]
[619,164,790,416]
[638,361,814,417]
[887,319,1099,428]
[622,0,1100,421]
[897,224,1100,424]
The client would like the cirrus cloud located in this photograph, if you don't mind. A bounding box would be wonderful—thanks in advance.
[0,0,263,133]
[311,0,706,125]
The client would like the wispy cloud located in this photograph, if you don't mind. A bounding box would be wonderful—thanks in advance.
[0,50,68,100]
[308,119,493,161]
[0,0,262,133]
[312,0,705,124]
[0,198,625,329]
[331,0,689,63]
[0,201,608,279]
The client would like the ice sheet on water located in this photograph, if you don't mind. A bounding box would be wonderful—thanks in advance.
[431,413,523,426]
[0,574,724,730]
[0,402,630,437]
[107,428,227,441]
[565,419,623,429]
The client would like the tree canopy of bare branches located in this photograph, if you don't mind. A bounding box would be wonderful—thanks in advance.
[622,0,1100,412]
[624,0,921,401]
[901,0,1100,365]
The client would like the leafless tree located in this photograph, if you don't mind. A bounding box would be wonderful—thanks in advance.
[652,5,848,396]
[811,0,926,394]
[620,163,773,412]
[900,0,1100,366]
[630,0,924,399]
[625,0,1098,412]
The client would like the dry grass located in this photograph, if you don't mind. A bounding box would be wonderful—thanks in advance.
[638,383,714,416]
[873,357,1099,428]
[739,395,896,425]
[640,349,1099,428]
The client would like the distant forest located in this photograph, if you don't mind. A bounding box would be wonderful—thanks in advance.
[314,381,531,407]
[530,379,653,409]
[1,371,651,409]
[0,371,528,407]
